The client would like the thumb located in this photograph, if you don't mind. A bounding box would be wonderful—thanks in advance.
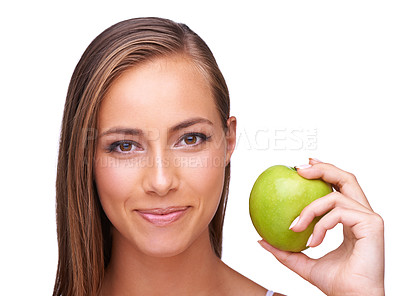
[258,240,316,283]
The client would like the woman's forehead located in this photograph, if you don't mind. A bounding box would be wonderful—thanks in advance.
[98,56,220,130]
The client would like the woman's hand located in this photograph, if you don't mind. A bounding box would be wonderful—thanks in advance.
[258,159,385,296]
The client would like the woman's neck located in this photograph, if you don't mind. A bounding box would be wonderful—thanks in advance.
[101,228,226,296]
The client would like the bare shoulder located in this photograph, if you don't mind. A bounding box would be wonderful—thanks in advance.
[219,261,284,296]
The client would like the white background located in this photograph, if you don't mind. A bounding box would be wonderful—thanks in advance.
[1,1,399,295]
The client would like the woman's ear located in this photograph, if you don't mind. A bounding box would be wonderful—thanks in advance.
[225,116,237,166]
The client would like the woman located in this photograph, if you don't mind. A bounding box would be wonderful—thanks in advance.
[54,17,384,295]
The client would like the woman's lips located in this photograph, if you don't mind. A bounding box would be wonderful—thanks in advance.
[136,206,189,226]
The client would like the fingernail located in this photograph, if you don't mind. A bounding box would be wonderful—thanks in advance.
[309,157,322,163]
[289,216,300,230]
[306,234,313,247]
[295,164,312,170]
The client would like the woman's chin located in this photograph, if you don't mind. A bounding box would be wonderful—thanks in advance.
[137,239,191,258]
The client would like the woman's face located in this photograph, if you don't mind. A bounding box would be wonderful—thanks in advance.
[94,55,236,257]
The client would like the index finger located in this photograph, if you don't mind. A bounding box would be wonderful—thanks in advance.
[295,161,372,210]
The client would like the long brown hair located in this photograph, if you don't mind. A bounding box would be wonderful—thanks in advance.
[54,17,231,296]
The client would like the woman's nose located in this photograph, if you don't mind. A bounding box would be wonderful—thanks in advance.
[142,154,179,197]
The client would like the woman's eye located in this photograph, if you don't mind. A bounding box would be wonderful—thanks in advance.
[184,135,198,145]
[177,133,210,147]
[119,142,134,152]
[107,141,141,154]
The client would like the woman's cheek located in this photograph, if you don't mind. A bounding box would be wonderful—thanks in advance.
[184,151,226,213]
[95,157,138,210]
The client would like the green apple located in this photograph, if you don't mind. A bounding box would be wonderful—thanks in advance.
[249,165,332,252]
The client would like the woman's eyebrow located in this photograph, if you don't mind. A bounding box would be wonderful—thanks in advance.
[99,117,213,138]
[168,117,213,133]
[99,127,143,138]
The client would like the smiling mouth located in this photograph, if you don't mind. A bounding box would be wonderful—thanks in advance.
[136,206,189,226]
